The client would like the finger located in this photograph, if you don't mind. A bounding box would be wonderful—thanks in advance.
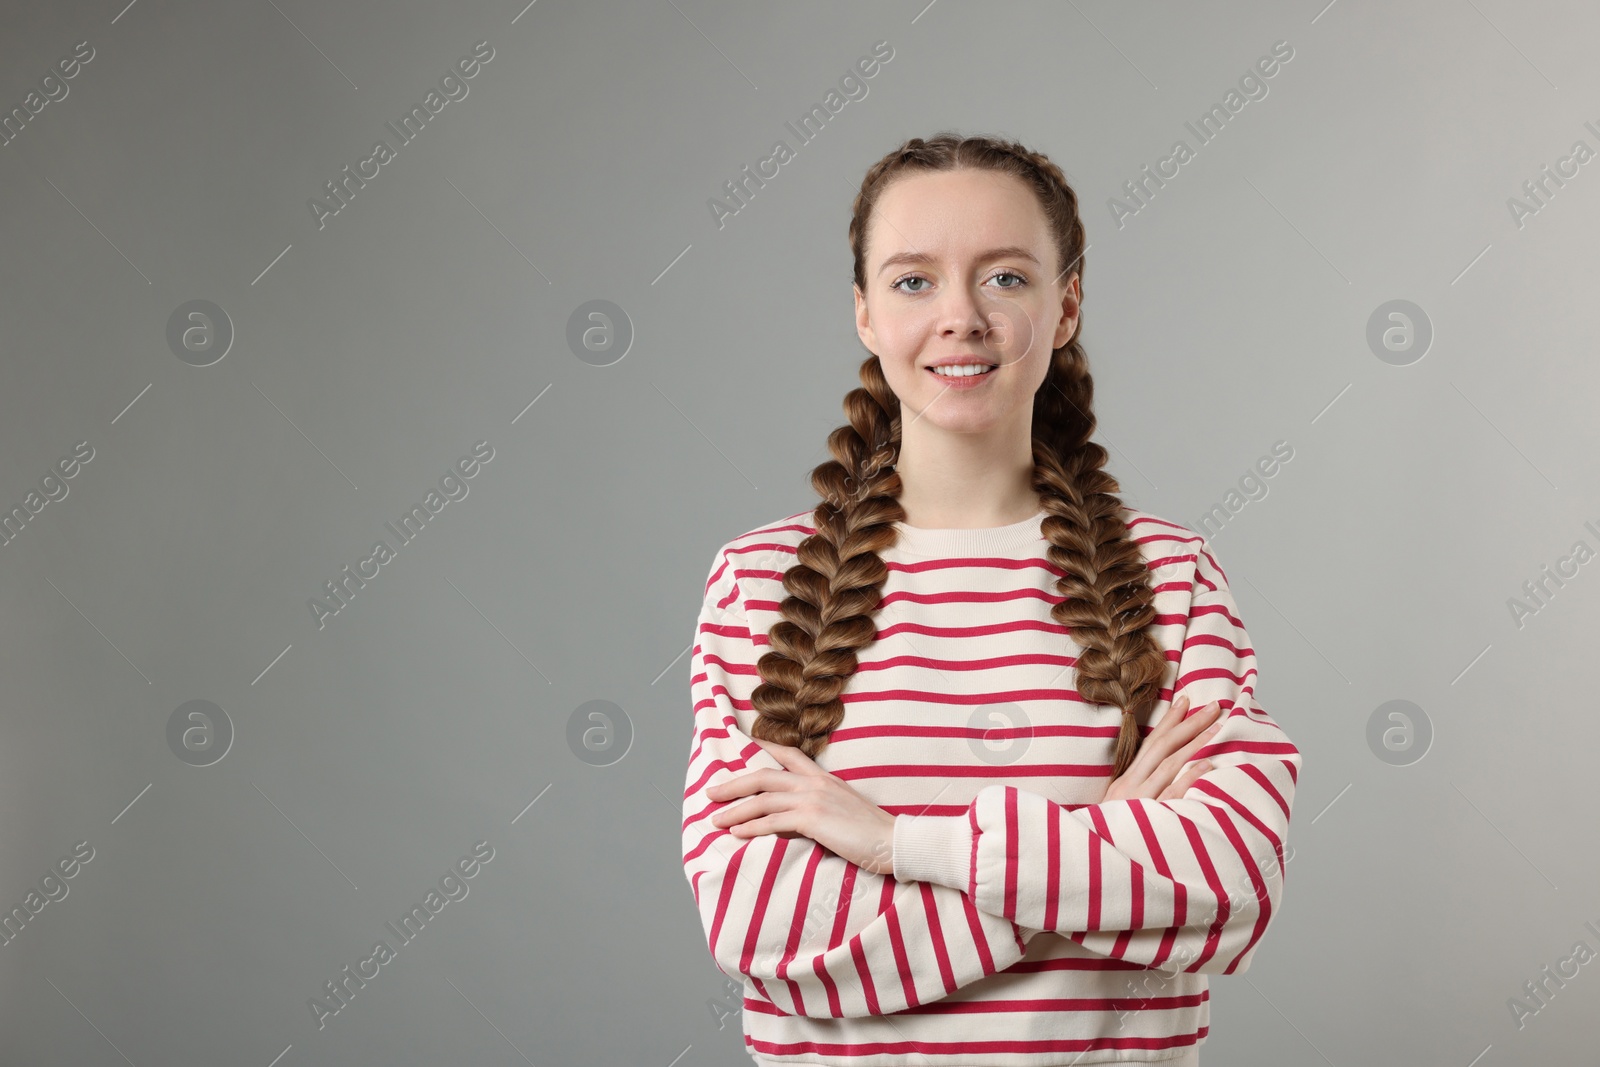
[752,737,826,776]
[707,767,761,799]
[1171,697,1221,735]
[1138,695,1188,751]
[1134,699,1215,766]
[1147,719,1225,791]
[1123,715,1226,800]
[707,769,775,801]
[727,811,802,838]
[1174,715,1226,763]
[1149,694,1191,737]
[712,791,780,828]
[1117,700,1217,788]
[1157,759,1212,802]
[1149,699,1221,760]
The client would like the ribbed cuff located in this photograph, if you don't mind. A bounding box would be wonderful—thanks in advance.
[891,813,973,891]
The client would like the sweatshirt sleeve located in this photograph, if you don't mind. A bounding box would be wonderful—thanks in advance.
[890,541,1302,975]
[681,543,1036,1018]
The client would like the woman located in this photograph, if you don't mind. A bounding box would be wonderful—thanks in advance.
[682,133,1301,1066]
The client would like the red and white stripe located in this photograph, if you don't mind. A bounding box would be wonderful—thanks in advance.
[682,508,1301,1065]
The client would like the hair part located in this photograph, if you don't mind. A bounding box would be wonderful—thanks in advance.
[749,132,1169,784]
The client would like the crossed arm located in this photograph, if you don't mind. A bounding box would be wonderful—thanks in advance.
[680,542,1301,1018]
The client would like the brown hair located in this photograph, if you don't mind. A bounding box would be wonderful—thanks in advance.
[749,132,1169,782]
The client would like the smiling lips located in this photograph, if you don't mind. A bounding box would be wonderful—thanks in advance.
[927,362,996,388]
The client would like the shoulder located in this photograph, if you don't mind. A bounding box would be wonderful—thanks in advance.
[1119,505,1237,597]
[716,508,816,566]
[1117,505,1214,590]
[703,508,816,593]
[1119,505,1205,561]
[724,507,816,551]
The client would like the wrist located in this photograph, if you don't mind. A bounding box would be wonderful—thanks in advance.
[890,813,973,891]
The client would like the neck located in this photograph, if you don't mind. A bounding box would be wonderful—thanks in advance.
[893,416,1040,529]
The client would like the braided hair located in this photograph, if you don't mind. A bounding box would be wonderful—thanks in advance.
[749,133,1169,782]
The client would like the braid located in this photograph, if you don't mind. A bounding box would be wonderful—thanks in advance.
[749,359,905,758]
[752,133,1169,780]
[1032,347,1168,780]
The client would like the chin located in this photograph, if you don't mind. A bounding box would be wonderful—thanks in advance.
[922,408,1010,434]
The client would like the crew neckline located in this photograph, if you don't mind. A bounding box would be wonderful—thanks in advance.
[891,509,1048,557]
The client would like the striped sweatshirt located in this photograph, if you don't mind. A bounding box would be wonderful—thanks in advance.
[681,506,1302,1066]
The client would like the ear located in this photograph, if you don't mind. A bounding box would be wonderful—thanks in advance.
[854,284,878,353]
[1053,271,1081,349]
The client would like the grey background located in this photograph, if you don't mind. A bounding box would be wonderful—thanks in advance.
[1,0,1595,1064]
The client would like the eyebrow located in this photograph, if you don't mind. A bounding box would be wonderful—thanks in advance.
[876,245,1041,276]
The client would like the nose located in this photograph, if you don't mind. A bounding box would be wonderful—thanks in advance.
[938,288,1032,362]
[936,286,991,340]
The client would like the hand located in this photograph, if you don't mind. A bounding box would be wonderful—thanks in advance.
[1100,693,1225,803]
[705,738,897,875]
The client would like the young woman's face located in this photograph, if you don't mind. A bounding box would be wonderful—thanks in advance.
[853,168,1080,435]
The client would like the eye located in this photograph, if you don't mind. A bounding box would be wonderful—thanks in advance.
[890,271,1027,294]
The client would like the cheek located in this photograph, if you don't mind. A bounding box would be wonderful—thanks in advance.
[1008,332,1055,396]
[1019,308,1057,358]
[1022,353,1053,396]
[875,313,928,355]
[871,317,929,375]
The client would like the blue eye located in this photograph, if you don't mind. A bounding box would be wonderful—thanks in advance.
[890,271,1027,294]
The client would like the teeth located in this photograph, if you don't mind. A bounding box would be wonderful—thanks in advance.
[931,364,993,377]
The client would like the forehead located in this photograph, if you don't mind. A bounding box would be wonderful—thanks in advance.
[868,168,1048,263]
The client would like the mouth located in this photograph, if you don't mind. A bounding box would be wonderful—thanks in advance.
[926,362,998,381]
